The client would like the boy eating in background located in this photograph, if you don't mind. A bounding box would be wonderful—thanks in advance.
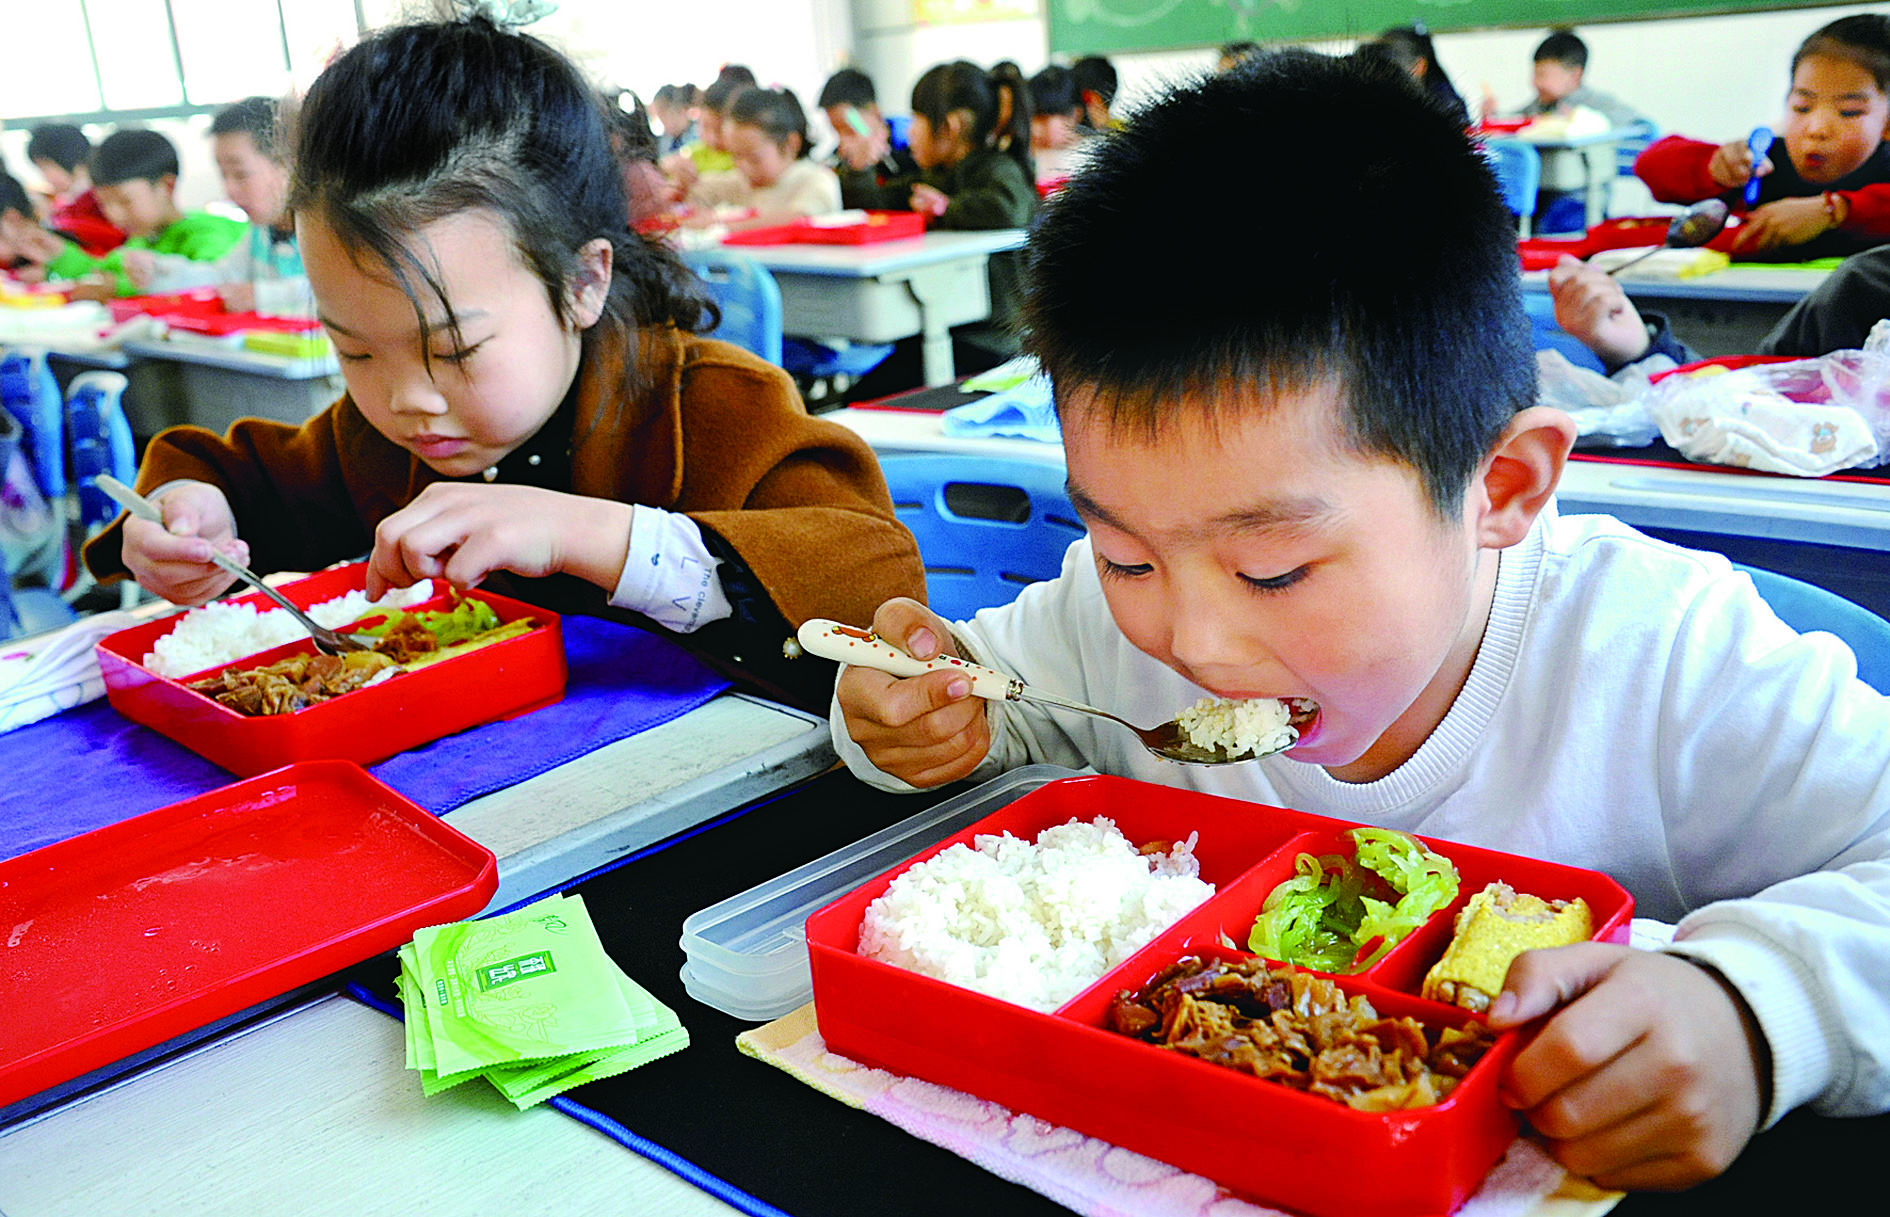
[20,128,244,298]
[1514,28,1646,130]
[828,50,1890,1191]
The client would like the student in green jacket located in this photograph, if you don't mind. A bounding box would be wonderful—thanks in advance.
[24,128,244,297]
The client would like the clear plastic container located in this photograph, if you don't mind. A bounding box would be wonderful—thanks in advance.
[678,764,1079,1020]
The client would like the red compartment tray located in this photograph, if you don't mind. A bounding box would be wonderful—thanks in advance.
[722,210,925,246]
[0,760,497,1109]
[96,563,566,776]
[807,774,1634,1217]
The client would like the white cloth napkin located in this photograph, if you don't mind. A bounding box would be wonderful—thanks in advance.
[0,610,139,733]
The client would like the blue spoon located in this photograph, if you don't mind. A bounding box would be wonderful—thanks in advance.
[1743,126,1773,205]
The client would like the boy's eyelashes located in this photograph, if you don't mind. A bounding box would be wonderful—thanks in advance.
[1095,555,1310,593]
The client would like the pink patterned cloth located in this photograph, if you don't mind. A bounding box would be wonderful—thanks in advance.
[736,1003,1623,1217]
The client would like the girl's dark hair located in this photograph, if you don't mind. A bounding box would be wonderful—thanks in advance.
[817,68,876,110]
[211,96,283,160]
[728,87,813,158]
[27,124,91,174]
[1795,14,1890,93]
[911,60,1032,173]
[702,65,758,114]
[288,16,713,361]
[1373,26,1468,126]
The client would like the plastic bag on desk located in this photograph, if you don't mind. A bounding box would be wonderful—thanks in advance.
[1645,348,1882,476]
[1536,350,1663,448]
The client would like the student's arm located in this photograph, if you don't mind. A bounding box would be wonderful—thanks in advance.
[1830,182,1890,240]
[1635,135,1726,205]
[933,155,1036,231]
[756,163,841,222]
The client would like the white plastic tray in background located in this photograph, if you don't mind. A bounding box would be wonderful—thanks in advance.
[679,764,1082,1021]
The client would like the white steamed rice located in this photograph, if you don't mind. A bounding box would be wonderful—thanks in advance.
[856,816,1214,1011]
[143,580,436,677]
[1174,696,1294,759]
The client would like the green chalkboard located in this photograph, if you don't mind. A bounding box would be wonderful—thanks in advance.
[1048,1,1838,56]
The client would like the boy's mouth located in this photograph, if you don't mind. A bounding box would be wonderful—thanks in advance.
[1283,697,1321,748]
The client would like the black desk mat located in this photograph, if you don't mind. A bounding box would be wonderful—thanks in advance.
[355,767,1884,1217]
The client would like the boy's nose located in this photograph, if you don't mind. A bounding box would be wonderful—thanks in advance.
[1166,592,1260,678]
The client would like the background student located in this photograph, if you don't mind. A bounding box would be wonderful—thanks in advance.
[86,15,923,712]
[816,67,917,211]
[685,86,840,225]
[1509,28,1649,129]
[662,64,754,193]
[649,83,698,157]
[826,51,1890,1192]
[1370,25,1469,128]
[1636,13,1890,259]
[604,89,676,227]
[16,128,243,297]
[25,122,123,255]
[1070,53,1121,130]
[1027,64,1089,185]
[134,96,310,315]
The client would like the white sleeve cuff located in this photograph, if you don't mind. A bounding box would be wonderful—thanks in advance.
[608,506,733,633]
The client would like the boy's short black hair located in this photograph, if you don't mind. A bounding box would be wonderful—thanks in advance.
[1023,49,1535,518]
[1071,55,1118,104]
[653,83,695,107]
[818,68,876,110]
[1534,30,1587,69]
[210,96,283,159]
[27,124,91,174]
[0,169,31,218]
[90,129,180,187]
[1029,65,1081,118]
[1794,15,1890,94]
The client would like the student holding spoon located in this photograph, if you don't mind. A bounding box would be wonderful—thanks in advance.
[829,51,1890,1193]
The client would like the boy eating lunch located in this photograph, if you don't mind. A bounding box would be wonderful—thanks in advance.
[826,50,1890,1191]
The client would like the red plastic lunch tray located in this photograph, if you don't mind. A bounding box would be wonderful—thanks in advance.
[807,775,1634,1217]
[722,210,926,246]
[96,563,566,777]
[0,760,497,1110]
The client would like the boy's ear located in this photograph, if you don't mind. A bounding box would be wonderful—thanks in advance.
[156,173,178,200]
[1471,406,1577,549]
[568,237,614,329]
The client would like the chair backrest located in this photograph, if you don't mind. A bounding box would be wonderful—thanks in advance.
[1614,119,1660,176]
[681,250,783,365]
[878,453,1085,622]
[1482,139,1541,221]
[65,370,136,533]
[0,348,64,498]
[1737,563,1890,693]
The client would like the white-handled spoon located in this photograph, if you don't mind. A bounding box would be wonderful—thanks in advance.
[798,618,1314,765]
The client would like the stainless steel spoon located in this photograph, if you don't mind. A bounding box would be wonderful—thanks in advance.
[98,475,376,656]
[798,618,1315,765]
[1605,198,1730,276]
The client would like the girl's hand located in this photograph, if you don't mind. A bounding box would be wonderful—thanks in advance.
[909,183,950,218]
[366,482,632,601]
[218,281,256,311]
[833,597,992,787]
[120,480,248,606]
[1490,942,1768,1190]
[1548,254,1651,365]
[1730,196,1834,252]
[119,250,156,290]
[1708,137,1770,190]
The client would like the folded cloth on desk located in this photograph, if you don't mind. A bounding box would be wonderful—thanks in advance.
[941,374,1059,443]
[737,1004,1622,1217]
[0,610,140,734]
[0,615,731,859]
[959,354,1040,393]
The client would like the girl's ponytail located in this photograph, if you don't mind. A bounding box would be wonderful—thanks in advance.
[989,60,1033,172]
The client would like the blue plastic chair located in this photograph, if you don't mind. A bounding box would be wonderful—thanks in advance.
[0,349,65,499]
[0,406,77,641]
[1522,291,1606,373]
[65,371,136,534]
[1483,139,1541,236]
[1613,119,1660,177]
[681,250,783,365]
[878,453,1086,621]
[1736,563,1890,693]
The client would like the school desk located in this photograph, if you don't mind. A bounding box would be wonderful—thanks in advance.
[1519,263,1830,357]
[1513,129,1624,231]
[42,337,343,441]
[726,229,1028,387]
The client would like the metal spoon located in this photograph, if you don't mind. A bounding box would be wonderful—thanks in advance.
[98,475,376,656]
[1605,198,1730,276]
[797,618,1316,765]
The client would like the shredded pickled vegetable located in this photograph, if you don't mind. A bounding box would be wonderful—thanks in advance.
[1247,828,1458,972]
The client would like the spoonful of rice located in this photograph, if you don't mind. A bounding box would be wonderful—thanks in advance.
[798,619,1317,764]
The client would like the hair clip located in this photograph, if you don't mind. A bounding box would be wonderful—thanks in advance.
[454,0,557,29]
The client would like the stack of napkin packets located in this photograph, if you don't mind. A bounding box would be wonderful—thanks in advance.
[395,893,688,1108]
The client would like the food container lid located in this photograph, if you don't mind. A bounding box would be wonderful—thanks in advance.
[678,764,1079,1020]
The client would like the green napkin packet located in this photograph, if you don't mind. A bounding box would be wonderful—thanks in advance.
[395,893,688,1108]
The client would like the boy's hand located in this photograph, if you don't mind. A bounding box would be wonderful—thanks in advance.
[218,281,256,311]
[1708,138,1771,190]
[1548,255,1651,365]
[909,183,951,218]
[119,250,156,290]
[120,481,247,606]
[834,597,992,787]
[1730,196,1834,253]
[1490,942,1768,1190]
[366,482,632,601]
[836,126,888,172]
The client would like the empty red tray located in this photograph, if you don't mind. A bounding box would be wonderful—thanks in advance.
[96,563,566,776]
[807,774,1634,1217]
[722,210,926,246]
[0,760,497,1109]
